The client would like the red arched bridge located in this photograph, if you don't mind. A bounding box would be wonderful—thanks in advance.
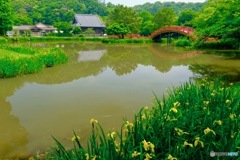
[150,26,195,42]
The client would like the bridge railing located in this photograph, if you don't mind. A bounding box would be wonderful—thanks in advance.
[150,26,195,39]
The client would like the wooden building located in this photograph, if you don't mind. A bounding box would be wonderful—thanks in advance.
[72,14,106,35]
[12,22,56,36]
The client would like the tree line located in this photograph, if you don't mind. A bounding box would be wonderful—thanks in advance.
[0,0,239,48]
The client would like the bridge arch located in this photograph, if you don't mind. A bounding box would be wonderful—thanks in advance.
[150,26,195,42]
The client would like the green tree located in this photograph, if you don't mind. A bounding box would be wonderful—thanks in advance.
[178,10,196,27]
[83,28,95,36]
[54,21,73,34]
[0,0,13,35]
[106,23,130,39]
[193,0,240,48]
[72,26,82,35]
[108,5,142,34]
[153,7,176,29]
[139,10,155,36]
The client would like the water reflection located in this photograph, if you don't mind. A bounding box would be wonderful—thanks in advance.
[77,50,106,62]
[0,99,28,159]
[0,42,239,158]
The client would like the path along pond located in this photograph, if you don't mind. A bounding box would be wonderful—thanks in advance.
[0,42,240,158]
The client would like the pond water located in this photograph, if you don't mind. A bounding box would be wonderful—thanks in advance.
[0,42,239,158]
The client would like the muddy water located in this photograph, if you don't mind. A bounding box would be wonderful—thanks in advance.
[0,42,239,158]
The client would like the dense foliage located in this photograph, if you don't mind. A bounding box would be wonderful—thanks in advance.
[193,0,240,49]
[11,0,110,25]
[153,7,176,29]
[0,0,13,35]
[107,5,142,34]
[133,2,204,15]
[45,80,239,159]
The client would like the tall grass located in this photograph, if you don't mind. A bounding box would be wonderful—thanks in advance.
[0,45,68,78]
[44,80,239,159]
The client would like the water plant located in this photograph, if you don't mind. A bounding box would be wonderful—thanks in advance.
[0,45,68,78]
[45,80,239,159]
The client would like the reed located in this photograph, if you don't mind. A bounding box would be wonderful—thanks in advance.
[0,45,68,78]
[46,80,239,159]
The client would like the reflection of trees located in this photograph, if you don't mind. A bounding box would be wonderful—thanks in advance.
[102,45,151,76]
[149,44,202,73]
[189,64,240,83]
[0,99,28,159]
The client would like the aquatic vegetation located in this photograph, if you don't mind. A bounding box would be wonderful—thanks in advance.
[0,45,68,78]
[47,80,239,159]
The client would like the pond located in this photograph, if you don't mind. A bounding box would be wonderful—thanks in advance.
[0,42,239,159]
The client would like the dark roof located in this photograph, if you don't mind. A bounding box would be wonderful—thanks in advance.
[73,14,106,28]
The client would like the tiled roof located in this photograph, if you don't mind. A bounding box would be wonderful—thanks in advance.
[74,14,106,28]
[13,23,56,31]
[13,25,32,30]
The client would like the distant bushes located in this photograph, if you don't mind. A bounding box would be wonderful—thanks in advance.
[194,40,238,49]
[174,38,192,47]
[0,45,68,78]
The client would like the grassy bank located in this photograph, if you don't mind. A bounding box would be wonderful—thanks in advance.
[39,80,239,159]
[0,45,68,78]
[102,38,153,44]
[6,36,103,42]
[4,36,153,44]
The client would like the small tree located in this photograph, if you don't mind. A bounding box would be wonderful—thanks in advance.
[106,23,130,39]
[108,5,142,34]
[54,22,73,35]
[72,26,82,35]
[83,28,95,36]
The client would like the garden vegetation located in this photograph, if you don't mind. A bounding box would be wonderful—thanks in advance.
[39,80,239,159]
[0,45,68,78]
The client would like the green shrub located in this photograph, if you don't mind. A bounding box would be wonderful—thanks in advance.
[194,41,236,49]
[46,80,239,159]
[175,39,192,47]
[79,34,85,38]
